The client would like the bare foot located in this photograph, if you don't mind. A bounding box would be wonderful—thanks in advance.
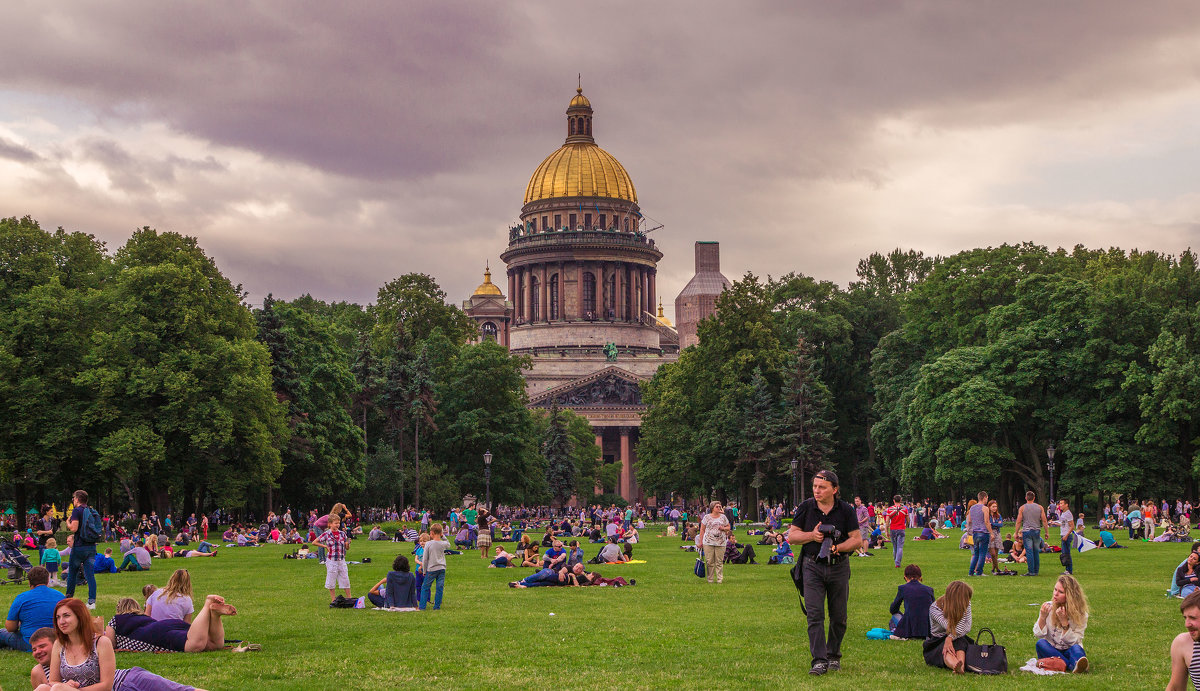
[210,602,237,616]
[205,595,226,606]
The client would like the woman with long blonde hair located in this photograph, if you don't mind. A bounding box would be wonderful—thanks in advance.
[1035,573,1090,673]
[923,580,973,673]
[147,568,195,623]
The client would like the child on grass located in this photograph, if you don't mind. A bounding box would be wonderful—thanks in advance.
[39,538,61,586]
[419,523,450,610]
[314,514,351,602]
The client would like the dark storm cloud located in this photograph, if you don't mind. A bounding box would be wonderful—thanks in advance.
[1,2,1199,311]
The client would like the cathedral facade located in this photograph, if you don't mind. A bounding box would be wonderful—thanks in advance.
[465,87,725,504]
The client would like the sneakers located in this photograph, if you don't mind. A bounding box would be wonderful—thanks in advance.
[1073,657,1088,673]
[86,602,96,610]
[827,660,841,672]
[809,662,828,676]
[628,579,636,586]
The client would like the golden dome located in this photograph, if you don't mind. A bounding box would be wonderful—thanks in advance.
[473,266,503,297]
[524,143,638,205]
[569,87,590,108]
[655,297,673,327]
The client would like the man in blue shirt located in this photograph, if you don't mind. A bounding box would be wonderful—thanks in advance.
[542,540,567,571]
[0,566,63,652]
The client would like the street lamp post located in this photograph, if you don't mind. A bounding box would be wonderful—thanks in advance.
[790,458,799,512]
[1046,443,1056,505]
[484,450,493,512]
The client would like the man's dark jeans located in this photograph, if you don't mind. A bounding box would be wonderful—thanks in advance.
[802,556,851,667]
[65,543,97,603]
[1061,533,1073,574]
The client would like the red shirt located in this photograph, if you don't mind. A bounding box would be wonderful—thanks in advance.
[867,504,876,519]
[887,505,908,531]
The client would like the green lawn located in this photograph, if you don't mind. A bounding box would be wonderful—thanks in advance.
[0,526,1186,689]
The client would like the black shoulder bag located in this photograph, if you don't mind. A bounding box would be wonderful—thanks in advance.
[964,628,1007,675]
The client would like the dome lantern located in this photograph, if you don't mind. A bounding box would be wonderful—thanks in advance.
[565,85,594,144]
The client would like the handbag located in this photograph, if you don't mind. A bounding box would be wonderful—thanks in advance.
[693,556,706,578]
[964,628,1007,675]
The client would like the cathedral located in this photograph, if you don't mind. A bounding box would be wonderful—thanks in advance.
[464,86,728,503]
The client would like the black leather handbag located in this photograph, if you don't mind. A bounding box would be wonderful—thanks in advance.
[964,628,1008,674]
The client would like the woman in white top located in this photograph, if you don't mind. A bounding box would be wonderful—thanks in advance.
[698,501,731,584]
[146,569,195,623]
[1034,573,1089,673]
[923,580,973,673]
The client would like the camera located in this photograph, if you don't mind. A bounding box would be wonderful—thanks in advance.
[816,524,843,560]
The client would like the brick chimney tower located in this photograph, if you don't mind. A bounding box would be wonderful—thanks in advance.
[674,242,730,349]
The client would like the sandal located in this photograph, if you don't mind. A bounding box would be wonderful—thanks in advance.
[232,643,262,652]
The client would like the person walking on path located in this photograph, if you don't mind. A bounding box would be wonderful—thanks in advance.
[885,496,907,568]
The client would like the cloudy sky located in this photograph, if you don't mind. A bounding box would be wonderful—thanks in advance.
[2,2,1198,318]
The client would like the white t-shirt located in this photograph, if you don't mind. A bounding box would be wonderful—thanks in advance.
[700,513,730,547]
[1058,510,1074,538]
[147,590,195,622]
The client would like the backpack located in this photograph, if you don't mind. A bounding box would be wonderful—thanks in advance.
[80,508,103,544]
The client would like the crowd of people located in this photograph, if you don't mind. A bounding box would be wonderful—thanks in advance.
[8,485,1200,687]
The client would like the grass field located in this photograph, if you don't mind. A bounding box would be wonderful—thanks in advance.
[0,524,1187,690]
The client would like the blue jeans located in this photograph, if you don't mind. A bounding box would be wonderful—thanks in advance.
[519,568,561,587]
[890,530,905,567]
[1022,529,1041,575]
[1036,638,1085,670]
[419,569,445,610]
[1183,584,1198,598]
[969,532,990,576]
[0,627,29,651]
[197,541,214,553]
[1061,534,1073,574]
[65,543,97,603]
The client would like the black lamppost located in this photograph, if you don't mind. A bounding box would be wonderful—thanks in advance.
[790,458,799,512]
[484,450,493,512]
[1046,443,1056,504]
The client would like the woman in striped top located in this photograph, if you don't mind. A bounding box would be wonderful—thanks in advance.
[923,580,973,673]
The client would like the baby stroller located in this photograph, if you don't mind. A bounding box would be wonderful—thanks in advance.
[0,541,33,585]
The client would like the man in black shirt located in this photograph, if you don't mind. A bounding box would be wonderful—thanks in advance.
[787,470,861,676]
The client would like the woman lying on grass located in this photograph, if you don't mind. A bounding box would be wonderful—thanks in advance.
[105,595,236,652]
[488,547,519,568]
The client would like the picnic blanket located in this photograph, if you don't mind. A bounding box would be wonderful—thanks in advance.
[605,559,647,565]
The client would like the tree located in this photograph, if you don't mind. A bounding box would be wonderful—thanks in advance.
[0,217,107,525]
[778,338,835,502]
[371,273,476,351]
[78,228,286,513]
[542,401,577,505]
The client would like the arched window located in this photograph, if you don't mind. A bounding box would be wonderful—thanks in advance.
[481,322,498,341]
[549,274,559,320]
[569,119,576,135]
[582,272,596,319]
[530,276,540,322]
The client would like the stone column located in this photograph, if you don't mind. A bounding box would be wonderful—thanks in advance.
[576,261,584,319]
[558,261,565,321]
[616,262,625,322]
[522,267,531,324]
[540,263,549,323]
[649,270,657,316]
[620,427,633,501]
[508,271,516,314]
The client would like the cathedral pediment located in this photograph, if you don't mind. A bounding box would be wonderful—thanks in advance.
[530,366,646,409]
